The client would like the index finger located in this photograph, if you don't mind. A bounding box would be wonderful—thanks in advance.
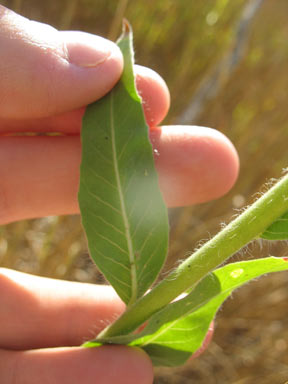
[0,66,170,135]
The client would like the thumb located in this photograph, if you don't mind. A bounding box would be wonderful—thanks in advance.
[0,6,123,119]
[0,346,154,384]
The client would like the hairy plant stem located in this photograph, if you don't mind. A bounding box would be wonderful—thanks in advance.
[98,173,288,339]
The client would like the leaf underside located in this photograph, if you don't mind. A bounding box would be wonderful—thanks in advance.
[86,257,288,367]
[261,210,288,240]
[79,22,288,368]
[78,23,169,305]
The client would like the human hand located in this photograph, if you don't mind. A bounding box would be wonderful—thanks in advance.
[0,5,239,383]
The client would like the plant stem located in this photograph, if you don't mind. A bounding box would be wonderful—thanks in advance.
[98,173,288,339]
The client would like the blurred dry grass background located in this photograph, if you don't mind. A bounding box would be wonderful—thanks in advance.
[1,0,288,382]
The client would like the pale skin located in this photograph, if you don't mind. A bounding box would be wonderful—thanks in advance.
[0,5,239,384]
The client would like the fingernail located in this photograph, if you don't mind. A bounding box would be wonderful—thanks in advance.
[62,31,120,68]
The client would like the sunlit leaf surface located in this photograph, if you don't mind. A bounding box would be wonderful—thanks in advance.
[131,257,288,365]
[90,257,288,366]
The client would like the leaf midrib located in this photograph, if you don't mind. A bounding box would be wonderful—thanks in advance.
[110,91,137,305]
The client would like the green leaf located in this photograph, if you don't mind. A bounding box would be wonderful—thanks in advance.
[95,257,288,366]
[78,22,169,305]
[261,211,288,240]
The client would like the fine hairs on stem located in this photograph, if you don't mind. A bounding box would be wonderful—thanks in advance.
[99,173,288,339]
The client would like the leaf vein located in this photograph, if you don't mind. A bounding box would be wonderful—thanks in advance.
[87,167,117,191]
[94,261,131,290]
[92,231,128,255]
[82,181,121,214]
[110,93,137,304]
[117,129,135,161]
[88,211,126,236]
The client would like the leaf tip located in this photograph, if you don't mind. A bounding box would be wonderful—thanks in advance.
[122,18,132,36]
